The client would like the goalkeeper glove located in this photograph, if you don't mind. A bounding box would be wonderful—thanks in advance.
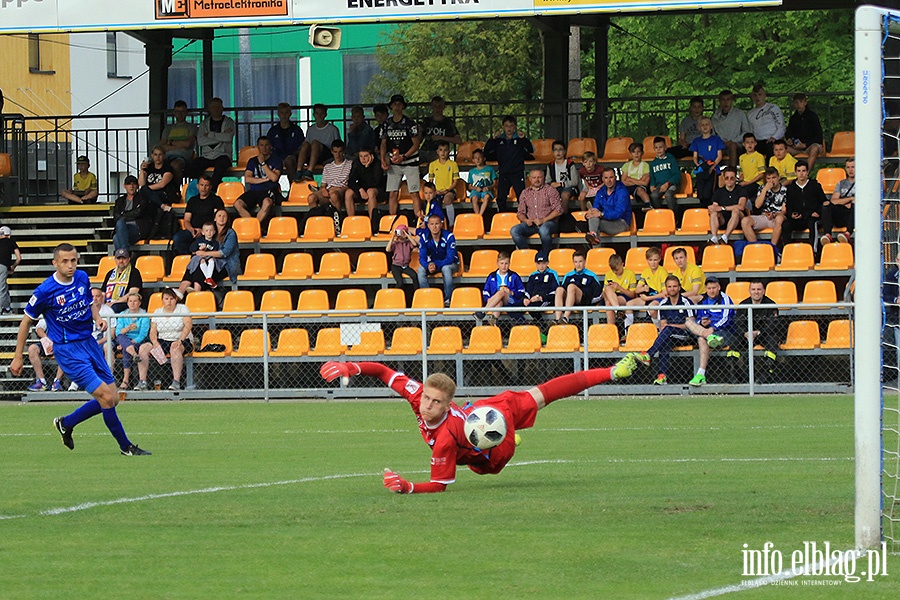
[319,361,360,383]
[383,468,413,494]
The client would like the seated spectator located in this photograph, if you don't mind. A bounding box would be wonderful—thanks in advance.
[310,139,353,216]
[173,174,225,256]
[690,116,725,207]
[385,223,419,300]
[113,175,151,250]
[545,139,580,209]
[419,95,462,168]
[0,225,20,315]
[102,248,143,313]
[114,292,149,390]
[178,220,229,294]
[348,146,387,222]
[139,146,178,240]
[476,251,526,326]
[648,137,680,212]
[60,155,99,204]
[467,148,497,217]
[785,93,825,171]
[187,97,235,191]
[670,246,704,302]
[297,103,341,180]
[577,151,603,212]
[136,288,193,391]
[345,105,378,160]
[212,208,241,284]
[418,182,447,230]
[511,168,562,256]
[711,90,750,167]
[417,214,458,305]
[27,316,65,392]
[483,115,533,212]
[522,251,560,321]
[683,277,737,362]
[159,100,197,183]
[601,253,637,327]
[707,166,748,245]
[738,133,767,199]
[428,140,460,226]
[584,167,631,246]
[553,249,602,324]
[747,84,786,159]
[735,280,780,383]
[266,102,305,182]
[234,135,283,224]
[782,160,826,248]
[381,95,422,216]
[670,96,704,159]
[624,246,668,331]
[741,167,787,247]
[819,157,855,245]
[621,142,652,226]
[768,139,797,184]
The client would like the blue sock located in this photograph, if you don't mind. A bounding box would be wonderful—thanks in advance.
[101,407,132,450]
[62,400,102,429]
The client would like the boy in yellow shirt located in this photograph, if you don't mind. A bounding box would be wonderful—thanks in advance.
[738,132,767,198]
[768,139,797,185]
[670,246,704,302]
[428,140,459,227]
[60,155,99,204]
[624,246,668,330]
[601,253,637,327]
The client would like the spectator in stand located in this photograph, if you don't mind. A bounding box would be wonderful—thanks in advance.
[348,146,387,221]
[135,287,193,392]
[624,246,668,332]
[427,141,460,226]
[690,116,725,207]
[577,151,603,212]
[178,208,239,294]
[785,93,825,172]
[707,166,748,245]
[684,276,737,364]
[511,168,562,256]
[310,139,353,215]
[648,137,681,213]
[297,103,341,181]
[372,104,389,141]
[552,249,603,325]
[101,248,143,314]
[345,105,377,161]
[670,246,705,302]
[234,135,283,225]
[523,251,560,322]
[782,161,826,248]
[819,157,855,245]
[476,251,526,327]
[545,140,580,210]
[741,167,787,248]
[735,280,780,383]
[419,95,462,168]
[467,148,497,217]
[381,94,422,216]
[483,115,534,212]
[60,155,99,204]
[769,139,797,184]
[738,133,767,199]
[584,167,631,246]
[417,214,458,305]
[620,142,652,224]
[140,146,177,240]
[173,174,225,256]
[114,292,149,391]
[0,226,20,314]
[183,222,227,290]
[188,97,235,191]
[419,182,448,230]
[711,90,750,167]
[27,316,66,392]
[600,253,637,327]
[671,97,705,159]
[385,223,419,299]
[747,84,786,159]
[266,102,305,182]
[159,100,197,183]
[113,175,151,250]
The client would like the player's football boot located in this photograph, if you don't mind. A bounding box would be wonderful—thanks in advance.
[612,353,642,380]
[689,373,707,387]
[653,374,667,385]
[631,352,651,367]
[706,334,724,349]
[121,445,152,456]
[53,417,74,450]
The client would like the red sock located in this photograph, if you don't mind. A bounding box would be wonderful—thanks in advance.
[537,367,613,405]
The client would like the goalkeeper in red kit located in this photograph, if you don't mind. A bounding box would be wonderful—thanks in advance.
[319,354,643,494]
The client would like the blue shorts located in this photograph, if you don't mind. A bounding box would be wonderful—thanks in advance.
[53,337,114,394]
[470,190,494,200]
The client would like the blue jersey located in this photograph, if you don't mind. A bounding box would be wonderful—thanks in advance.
[695,292,735,331]
[658,294,695,326]
[25,270,95,344]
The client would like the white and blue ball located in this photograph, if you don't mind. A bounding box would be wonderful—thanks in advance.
[464,406,508,450]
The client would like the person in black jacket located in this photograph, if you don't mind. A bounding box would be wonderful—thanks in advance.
[781,161,826,249]
[112,176,151,250]
[483,116,533,212]
[523,251,560,322]
[347,147,387,221]
[735,280,780,382]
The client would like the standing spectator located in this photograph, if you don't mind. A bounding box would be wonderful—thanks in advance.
[552,249,603,324]
[510,168,563,256]
[372,104,389,141]
[768,139,797,184]
[27,317,65,392]
[600,254,638,327]
[467,148,497,217]
[159,100,197,183]
[417,214,458,304]
[310,139,353,216]
[741,167,787,247]
[738,133,767,199]
[620,142,652,222]
[483,115,533,212]
[584,167,631,246]
[60,155,99,204]
[173,174,225,256]
[345,105,377,160]
[385,224,419,299]
[648,137,681,212]
[136,287,193,391]
[114,292,149,390]
[545,140,580,209]
[297,103,341,180]
[188,97,235,191]
[736,280,780,383]
[476,251,526,326]
[113,175,151,250]
[711,90,750,167]
[140,146,178,240]
[747,84,786,159]
[670,97,705,159]
[785,93,825,171]
[690,116,725,207]
[101,248,143,314]
[523,251,560,321]
[419,95,462,168]
[381,94,422,216]
[234,136,283,225]
[0,225,20,314]
[782,161,826,248]
[427,141,460,226]
[707,166,748,245]
[266,102,305,182]
[820,157,855,245]
[348,147,387,222]
[577,151,603,211]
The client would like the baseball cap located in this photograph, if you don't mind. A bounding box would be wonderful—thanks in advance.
[114,248,130,259]
[0,226,11,236]
[76,155,90,164]
[389,94,407,106]
[705,276,720,285]
[535,252,549,263]
[124,175,139,185]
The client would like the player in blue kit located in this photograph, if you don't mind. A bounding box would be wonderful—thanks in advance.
[9,244,150,456]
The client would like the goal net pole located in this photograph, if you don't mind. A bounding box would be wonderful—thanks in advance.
[854,4,884,551]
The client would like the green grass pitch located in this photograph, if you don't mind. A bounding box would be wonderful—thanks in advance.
[0,394,897,599]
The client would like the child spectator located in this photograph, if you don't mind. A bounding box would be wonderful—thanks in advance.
[385,224,419,298]
[545,140,580,208]
[476,251,526,326]
[0,225,20,314]
[690,116,725,207]
[601,254,637,327]
[670,246,705,302]
[648,137,681,212]
[620,142,652,224]
[741,167,787,247]
[523,251,560,321]
[266,102,305,182]
[467,148,497,217]
[577,151,603,211]
[418,182,446,230]
[483,115,534,212]
[552,249,603,324]
[738,133,767,199]
[381,94,422,216]
[348,147,387,222]
[114,292,149,391]
[419,95,462,167]
[624,246,668,331]
[372,104,389,140]
[297,103,341,180]
[768,139,797,184]
[427,140,459,227]
[185,222,226,290]
[310,139,353,215]
[60,155,99,204]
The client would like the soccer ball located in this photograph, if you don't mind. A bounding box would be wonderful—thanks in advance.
[464,406,508,450]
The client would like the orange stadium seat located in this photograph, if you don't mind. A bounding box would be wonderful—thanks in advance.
[192,330,233,358]
[452,213,485,240]
[765,281,798,306]
[676,208,710,236]
[549,248,575,275]
[567,137,599,159]
[775,243,815,272]
[821,319,853,349]
[700,244,735,273]
[625,247,650,273]
[232,329,272,358]
[232,217,262,243]
[455,141,485,167]
[338,216,371,241]
[135,255,166,282]
[217,181,244,206]
[163,255,191,283]
[234,145,259,172]
[586,248,616,274]
[271,328,311,357]
[826,131,854,157]
[371,288,407,316]
[312,252,352,279]
[598,137,633,162]
[261,217,299,243]
[621,323,658,352]
[409,288,444,315]
[638,209,676,236]
[92,256,115,283]
[385,327,424,356]
[373,214,409,241]
[587,323,620,352]
[802,280,837,305]
[781,321,821,350]
[259,289,293,316]
[428,326,464,355]
[276,253,315,280]
[308,328,347,357]
[465,249,499,278]
[285,181,318,206]
[147,292,163,314]
[185,290,216,314]
[675,172,694,199]
[510,249,538,275]
[221,290,255,316]
[297,289,330,312]
[463,325,503,354]
[298,216,335,242]
[725,281,750,304]
[816,242,854,270]
[448,287,483,314]
[483,212,520,240]
[528,138,555,164]
[815,167,846,195]
[736,243,775,272]
[238,253,276,281]
[333,288,369,316]
[346,330,386,356]
[350,252,388,279]
[502,325,543,354]
[541,324,580,353]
